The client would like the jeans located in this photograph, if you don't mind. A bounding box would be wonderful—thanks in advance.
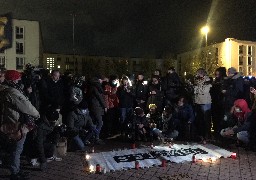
[195,104,211,138]
[90,112,103,140]
[120,108,133,123]
[10,134,27,175]
[237,131,249,144]
[73,131,93,150]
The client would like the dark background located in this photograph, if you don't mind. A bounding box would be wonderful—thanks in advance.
[0,0,256,57]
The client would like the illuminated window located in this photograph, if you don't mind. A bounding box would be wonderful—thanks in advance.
[239,45,243,54]
[248,67,252,75]
[16,26,24,39]
[16,42,24,54]
[57,65,60,68]
[248,46,252,55]
[0,56,5,68]
[248,57,252,66]
[239,66,243,73]
[16,57,25,70]
[46,57,55,71]
[239,56,243,65]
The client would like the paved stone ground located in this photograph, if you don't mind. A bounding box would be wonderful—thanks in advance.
[1,139,256,180]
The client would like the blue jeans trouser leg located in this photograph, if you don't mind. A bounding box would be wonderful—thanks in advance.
[73,135,85,150]
[10,134,27,175]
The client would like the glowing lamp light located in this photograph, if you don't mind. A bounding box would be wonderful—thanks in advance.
[202,157,208,162]
[231,153,237,159]
[201,26,209,34]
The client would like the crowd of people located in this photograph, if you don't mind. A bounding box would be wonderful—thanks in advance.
[0,64,256,179]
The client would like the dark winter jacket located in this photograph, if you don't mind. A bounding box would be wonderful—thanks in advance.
[172,104,195,123]
[147,83,164,111]
[162,72,181,100]
[39,78,64,108]
[117,85,134,108]
[134,80,149,102]
[87,80,106,115]
[67,108,94,135]
[222,73,244,111]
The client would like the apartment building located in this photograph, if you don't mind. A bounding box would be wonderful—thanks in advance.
[177,38,256,76]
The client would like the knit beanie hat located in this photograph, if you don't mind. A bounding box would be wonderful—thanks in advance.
[5,70,21,81]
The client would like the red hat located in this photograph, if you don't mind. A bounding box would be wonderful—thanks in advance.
[5,70,21,81]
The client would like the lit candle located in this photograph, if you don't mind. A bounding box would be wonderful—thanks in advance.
[211,157,216,162]
[89,165,95,173]
[85,154,90,160]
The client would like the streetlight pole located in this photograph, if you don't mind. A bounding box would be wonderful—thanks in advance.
[201,26,209,70]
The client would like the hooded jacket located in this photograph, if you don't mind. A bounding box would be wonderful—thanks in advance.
[0,84,40,124]
[233,99,252,134]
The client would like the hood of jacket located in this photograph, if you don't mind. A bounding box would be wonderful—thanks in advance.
[234,99,251,119]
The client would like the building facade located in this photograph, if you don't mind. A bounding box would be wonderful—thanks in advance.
[0,19,42,70]
[177,38,256,76]
[43,53,166,78]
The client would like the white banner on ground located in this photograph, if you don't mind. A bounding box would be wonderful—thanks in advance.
[87,143,234,172]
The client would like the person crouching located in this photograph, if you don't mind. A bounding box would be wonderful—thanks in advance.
[67,100,95,151]
[220,99,252,145]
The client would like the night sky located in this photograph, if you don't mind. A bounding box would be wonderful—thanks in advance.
[0,0,256,57]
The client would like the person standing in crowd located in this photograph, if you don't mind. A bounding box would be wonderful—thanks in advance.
[117,76,134,134]
[210,67,227,138]
[30,106,62,171]
[162,67,181,107]
[194,68,212,143]
[39,70,64,113]
[134,73,148,110]
[220,99,252,145]
[222,67,244,116]
[0,70,40,180]
[87,77,107,144]
[103,75,119,137]
[147,75,164,112]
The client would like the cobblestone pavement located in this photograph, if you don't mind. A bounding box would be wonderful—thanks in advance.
[1,140,256,180]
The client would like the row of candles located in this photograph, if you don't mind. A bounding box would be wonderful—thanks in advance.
[83,144,237,174]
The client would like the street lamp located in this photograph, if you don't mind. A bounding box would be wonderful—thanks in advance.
[201,26,209,47]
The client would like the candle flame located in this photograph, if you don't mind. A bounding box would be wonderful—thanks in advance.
[86,155,90,160]
[211,157,216,162]
[89,165,94,172]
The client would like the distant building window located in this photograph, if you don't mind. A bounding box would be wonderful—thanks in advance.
[57,57,61,61]
[215,48,218,56]
[65,64,70,70]
[239,66,243,73]
[248,67,252,75]
[248,46,252,55]
[16,57,25,70]
[57,65,60,68]
[239,45,243,54]
[46,57,55,71]
[248,57,252,66]
[16,42,24,54]
[239,56,243,65]
[66,57,69,63]
[16,26,24,39]
[0,56,5,68]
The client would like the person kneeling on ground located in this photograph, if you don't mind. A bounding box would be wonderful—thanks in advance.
[220,99,252,145]
[67,100,96,151]
[134,107,150,141]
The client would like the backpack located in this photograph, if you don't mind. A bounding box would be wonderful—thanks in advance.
[0,88,23,141]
